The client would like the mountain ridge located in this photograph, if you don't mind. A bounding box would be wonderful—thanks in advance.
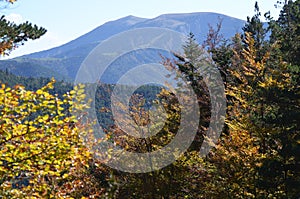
[0,12,246,81]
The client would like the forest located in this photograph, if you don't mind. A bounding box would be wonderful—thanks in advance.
[0,0,299,198]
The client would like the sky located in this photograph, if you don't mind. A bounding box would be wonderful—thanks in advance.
[1,0,281,58]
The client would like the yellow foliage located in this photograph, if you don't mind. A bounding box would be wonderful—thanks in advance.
[0,42,13,56]
[0,80,91,198]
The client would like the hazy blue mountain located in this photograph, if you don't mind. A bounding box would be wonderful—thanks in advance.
[24,15,148,59]
[0,12,246,82]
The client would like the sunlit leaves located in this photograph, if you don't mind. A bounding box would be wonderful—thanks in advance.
[0,79,91,198]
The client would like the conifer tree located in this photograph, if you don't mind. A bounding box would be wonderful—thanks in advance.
[0,0,46,56]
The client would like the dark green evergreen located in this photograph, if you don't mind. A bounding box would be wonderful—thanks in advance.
[0,15,46,55]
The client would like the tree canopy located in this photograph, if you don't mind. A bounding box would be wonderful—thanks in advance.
[0,0,46,56]
[0,0,299,198]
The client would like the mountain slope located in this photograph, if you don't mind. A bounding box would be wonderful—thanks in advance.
[25,15,148,59]
[0,12,246,81]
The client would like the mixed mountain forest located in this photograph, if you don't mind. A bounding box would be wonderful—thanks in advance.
[0,0,299,198]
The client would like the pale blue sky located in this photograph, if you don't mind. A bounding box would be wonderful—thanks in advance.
[1,0,281,58]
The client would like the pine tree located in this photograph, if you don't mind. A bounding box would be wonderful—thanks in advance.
[171,33,211,150]
[270,0,300,66]
[0,0,46,56]
[242,2,269,62]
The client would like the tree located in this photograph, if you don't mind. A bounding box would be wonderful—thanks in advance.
[0,0,46,56]
[270,0,300,66]
[167,33,211,151]
[90,35,215,197]
[101,88,186,198]
[243,2,268,61]
[0,80,92,198]
[211,30,299,198]
[197,1,300,195]
[257,1,300,197]
[0,1,116,198]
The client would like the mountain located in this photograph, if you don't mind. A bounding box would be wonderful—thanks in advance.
[0,12,246,82]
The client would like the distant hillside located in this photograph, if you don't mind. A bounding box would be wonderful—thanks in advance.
[0,69,72,95]
[0,12,246,82]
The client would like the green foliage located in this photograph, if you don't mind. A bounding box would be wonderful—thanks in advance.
[168,33,211,150]
[0,11,46,56]
[242,2,268,60]
[270,0,300,65]
[0,69,72,95]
